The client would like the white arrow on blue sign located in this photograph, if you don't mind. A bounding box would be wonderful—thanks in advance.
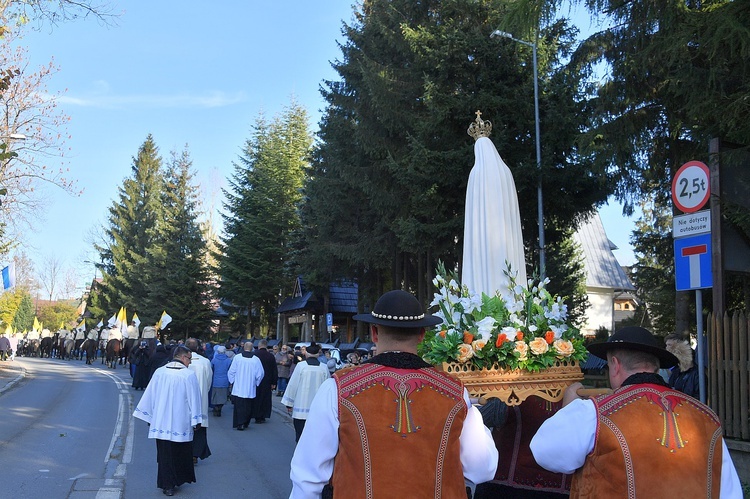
[674,233,713,291]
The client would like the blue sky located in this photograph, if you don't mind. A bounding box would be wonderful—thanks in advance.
[13,1,635,296]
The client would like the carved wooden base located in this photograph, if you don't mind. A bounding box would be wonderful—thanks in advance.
[438,360,584,406]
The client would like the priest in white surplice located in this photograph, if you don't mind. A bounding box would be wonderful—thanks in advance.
[281,342,330,442]
[133,345,203,496]
[462,111,527,298]
[227,341,265,431]
[186,338,213,463]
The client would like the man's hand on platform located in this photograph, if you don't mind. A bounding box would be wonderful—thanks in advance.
[563,382,584,407]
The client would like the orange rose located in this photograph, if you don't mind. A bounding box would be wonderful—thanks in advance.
[463,331,474,344]
[439,330,447,338]
[514,340,529,361]
[495,333,507,347]
[471,339,487,352]
[545,331,555,344]
[457,343,474,363]
[516,331,524,341]
[529,337,549,355]
[553,339,575,357]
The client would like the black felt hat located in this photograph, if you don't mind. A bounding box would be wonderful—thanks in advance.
[353,290,442,329]
[587,326,678,369]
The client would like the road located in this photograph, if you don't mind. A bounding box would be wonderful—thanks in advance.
[0,357,297,498]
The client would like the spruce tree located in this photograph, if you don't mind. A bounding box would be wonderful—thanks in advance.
[302,0,603,310]
[98,135,164,325]
[219,103,313,335]
[13,291,34,331]
[150,148,214,339]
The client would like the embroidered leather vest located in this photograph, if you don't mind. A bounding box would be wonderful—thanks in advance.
[330,364,468,499]
[571,383,723,498]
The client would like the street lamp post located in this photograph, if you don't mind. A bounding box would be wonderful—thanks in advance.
[490,30,545,278]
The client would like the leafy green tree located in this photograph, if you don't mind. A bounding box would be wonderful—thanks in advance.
[218,103,313,335]
[0,287,23,327]
[98,135,165,325]
[149,148,214,339]
[37,301,77,330]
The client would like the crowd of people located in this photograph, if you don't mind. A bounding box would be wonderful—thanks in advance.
[3,289,742,497]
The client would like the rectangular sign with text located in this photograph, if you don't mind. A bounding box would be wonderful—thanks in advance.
[673,210,711,238]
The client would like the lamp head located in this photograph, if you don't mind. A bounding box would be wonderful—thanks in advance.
[490,30,513,40]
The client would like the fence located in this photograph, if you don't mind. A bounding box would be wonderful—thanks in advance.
[708,311,749,440]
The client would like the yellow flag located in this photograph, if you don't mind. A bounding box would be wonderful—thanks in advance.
[156,310,171,330]
[33,317,41,331]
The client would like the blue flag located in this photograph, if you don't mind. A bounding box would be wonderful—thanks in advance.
[1,263,15,291]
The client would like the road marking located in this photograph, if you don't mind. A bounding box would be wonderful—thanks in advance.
[123,401,135,464]
[114,464,126,478]
[91,367,132,499]
[69,473,88,480]
[104,393,125,463]
[95,488,121,499]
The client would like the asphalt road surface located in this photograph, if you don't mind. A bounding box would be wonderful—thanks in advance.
[0,357,297,498]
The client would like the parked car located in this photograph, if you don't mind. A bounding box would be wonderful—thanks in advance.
[294,342,343,371]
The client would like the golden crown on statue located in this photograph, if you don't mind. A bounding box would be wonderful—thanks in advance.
[467,110,492,140]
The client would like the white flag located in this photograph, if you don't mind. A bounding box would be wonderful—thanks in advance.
[132,313,141,329]
[96,319,104,329]
[158,310,172,330]
[107,314,117,328]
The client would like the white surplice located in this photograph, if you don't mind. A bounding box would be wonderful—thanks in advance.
[280,359,330,420]
[189,353,213,427]
[133,361,203,442]
[462,136,527,297]
[227,353,264,398]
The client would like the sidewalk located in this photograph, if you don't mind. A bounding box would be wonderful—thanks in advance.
[0,360,25,394]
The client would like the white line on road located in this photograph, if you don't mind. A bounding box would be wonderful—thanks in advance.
[104,392,125,463]
[69,473,88,480]
[123,399,135,464]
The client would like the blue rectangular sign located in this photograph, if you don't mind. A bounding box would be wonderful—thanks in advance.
[326,312,333,327]
[674,233,713,291]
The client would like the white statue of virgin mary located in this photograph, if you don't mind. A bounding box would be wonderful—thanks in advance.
[462,111,527,297]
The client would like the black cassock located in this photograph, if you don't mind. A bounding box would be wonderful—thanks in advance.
[131,348,151,389]
[250,348,278,420]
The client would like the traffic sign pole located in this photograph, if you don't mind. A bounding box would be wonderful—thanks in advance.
[696,290,706,403]
[672,160,711,404]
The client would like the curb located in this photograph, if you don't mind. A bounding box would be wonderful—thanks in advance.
[0,366,26,395]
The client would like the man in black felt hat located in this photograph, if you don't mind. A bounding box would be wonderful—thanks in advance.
[289,289,498,498]
[530,326,741,498]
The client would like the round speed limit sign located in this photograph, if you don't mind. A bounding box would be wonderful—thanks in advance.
[672,160,710,213]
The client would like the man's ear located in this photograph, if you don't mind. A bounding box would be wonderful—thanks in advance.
[371,325,379,342]
[418,327,426,342]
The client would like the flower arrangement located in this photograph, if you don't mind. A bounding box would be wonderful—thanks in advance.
[420,262,588,372]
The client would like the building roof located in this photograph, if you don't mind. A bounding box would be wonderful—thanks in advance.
[329,281,358,314]
[580,352,608,371]
[276,291,317,314]
[574,212,635,291]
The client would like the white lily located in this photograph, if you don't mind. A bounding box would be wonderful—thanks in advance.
[475,316,497,341]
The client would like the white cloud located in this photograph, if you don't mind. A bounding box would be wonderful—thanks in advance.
[56,90,247,109]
